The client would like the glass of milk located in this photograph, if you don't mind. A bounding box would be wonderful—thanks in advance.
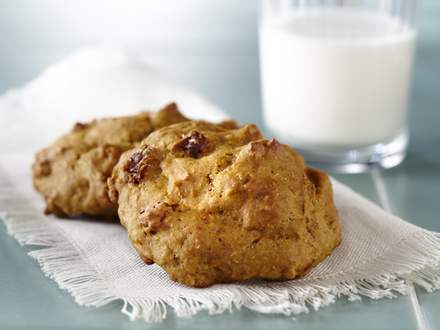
[259,0,417,173]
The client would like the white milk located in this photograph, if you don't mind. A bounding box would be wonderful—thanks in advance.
[259,9,416,148]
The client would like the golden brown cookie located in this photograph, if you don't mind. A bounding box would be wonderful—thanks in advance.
[108,121,341,287]
[32,103,188,219]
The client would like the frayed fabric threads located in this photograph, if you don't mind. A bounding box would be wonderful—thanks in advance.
[1,171,440,323]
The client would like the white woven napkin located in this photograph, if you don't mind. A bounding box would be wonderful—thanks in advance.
[1,48,439,323]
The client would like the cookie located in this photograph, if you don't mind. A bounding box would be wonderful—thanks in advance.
[108,121,341,287]
[32,103,188,219]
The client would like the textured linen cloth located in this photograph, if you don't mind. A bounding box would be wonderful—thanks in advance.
[1,48,440,323]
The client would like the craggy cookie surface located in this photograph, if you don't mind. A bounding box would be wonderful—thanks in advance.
[109,121,341,287]
[32,103,187,219]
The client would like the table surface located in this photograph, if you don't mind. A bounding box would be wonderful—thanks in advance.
[1,1,439,329]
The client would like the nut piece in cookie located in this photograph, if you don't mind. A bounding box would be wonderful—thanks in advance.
[123,145,163,184]
[109,121,341,287]
[172,131,209,158]
[32,103,187,219]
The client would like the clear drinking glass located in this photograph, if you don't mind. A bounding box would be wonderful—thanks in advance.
[259,0,417,173]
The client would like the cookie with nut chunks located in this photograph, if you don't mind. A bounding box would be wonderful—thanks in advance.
[32,103,188,219]
[109,121,341,287]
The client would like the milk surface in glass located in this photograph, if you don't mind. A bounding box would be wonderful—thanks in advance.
[260,8,416,149]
